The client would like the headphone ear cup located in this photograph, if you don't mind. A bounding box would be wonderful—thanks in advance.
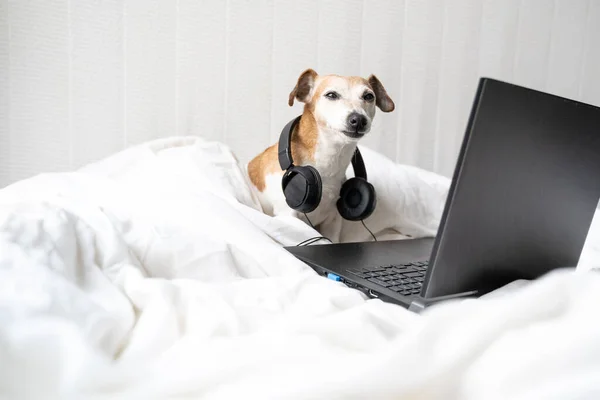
[337,177,376,221]
[282,165,322,213]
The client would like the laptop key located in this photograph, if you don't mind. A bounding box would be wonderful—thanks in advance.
[367,278,391,287]
[389,285,403,292]
[347,269,364,276]
[401,267,418,273]
[403,272,422,278]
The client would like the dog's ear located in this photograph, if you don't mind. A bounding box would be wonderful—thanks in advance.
[289,69,318,106]
[368,74,395,112]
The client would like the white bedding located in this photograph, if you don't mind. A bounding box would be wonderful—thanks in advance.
[1,137,600,399]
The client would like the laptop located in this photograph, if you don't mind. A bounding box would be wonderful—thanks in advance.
[284,77,600,312]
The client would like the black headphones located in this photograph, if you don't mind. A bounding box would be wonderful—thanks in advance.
[278,115,376,221]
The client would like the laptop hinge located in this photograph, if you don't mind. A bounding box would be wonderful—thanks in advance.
[408,290,479,313]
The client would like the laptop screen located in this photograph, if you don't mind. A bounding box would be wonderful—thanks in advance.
[423,78,600,298]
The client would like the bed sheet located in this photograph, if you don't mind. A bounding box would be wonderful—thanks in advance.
[1,137,599,399]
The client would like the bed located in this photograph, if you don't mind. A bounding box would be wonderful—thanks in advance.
[1,137,599,399]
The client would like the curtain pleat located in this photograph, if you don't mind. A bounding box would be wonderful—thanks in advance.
[1,0,599,188]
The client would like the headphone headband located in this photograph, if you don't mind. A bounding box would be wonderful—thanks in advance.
[351,145,367,181]
[277,115,367,180]
[278,115,302,170]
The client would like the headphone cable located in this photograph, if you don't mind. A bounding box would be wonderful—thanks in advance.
[296,213,333,246]
[303,213,316,230]
[361,219,377,242]
[299,214,376,243]
[296,236,333,246]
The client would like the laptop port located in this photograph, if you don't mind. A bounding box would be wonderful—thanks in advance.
[326,273,342,282]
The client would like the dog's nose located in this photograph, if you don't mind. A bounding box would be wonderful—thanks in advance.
[347,112,368,131]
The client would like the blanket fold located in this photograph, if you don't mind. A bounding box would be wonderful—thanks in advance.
[0,137,599,399]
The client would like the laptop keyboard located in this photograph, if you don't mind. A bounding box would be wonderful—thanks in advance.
[346,261,429,296]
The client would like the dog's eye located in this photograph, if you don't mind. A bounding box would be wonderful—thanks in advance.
[363,92,375,102]
[325,92,339,100]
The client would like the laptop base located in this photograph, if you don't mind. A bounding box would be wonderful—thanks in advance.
[285,238,436,308]
[286,237,479,310]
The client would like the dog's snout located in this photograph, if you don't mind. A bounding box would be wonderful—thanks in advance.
[347,112,368,131]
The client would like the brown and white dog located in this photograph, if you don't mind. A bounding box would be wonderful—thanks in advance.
[247,69,395,242]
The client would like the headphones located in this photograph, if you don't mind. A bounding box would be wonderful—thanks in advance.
[278,115,377,221]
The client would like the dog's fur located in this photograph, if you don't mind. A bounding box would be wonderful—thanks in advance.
[248,69,395,242]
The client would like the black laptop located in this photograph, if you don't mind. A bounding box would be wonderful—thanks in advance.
[285,77,600,312]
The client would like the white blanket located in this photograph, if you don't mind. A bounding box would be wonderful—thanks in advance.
[1,137,599,399]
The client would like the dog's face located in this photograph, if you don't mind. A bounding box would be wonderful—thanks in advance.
[288,69,395,140]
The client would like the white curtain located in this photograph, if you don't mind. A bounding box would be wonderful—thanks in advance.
[1,0,599,188]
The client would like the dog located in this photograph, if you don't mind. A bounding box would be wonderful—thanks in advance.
[247,69,395,242]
